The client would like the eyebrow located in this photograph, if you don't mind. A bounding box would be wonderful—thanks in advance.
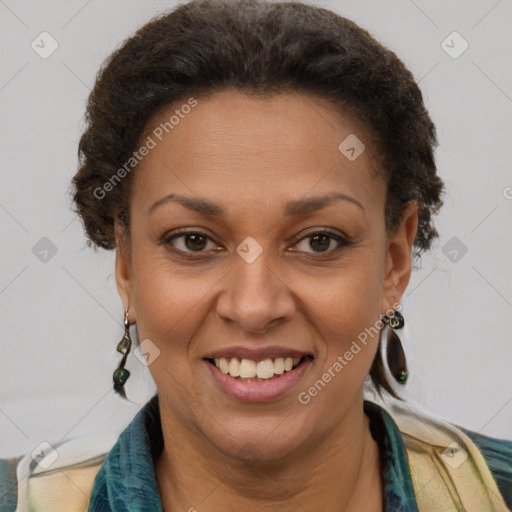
[148,192,364,217]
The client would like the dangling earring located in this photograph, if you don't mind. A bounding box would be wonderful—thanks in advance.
[113,306,131,399]
[384,309,408,384]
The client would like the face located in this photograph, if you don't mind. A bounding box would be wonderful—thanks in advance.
[115,90,417,463]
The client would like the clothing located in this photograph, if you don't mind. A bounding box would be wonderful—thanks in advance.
[1,395,511,511]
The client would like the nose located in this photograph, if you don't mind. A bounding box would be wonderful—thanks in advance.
[216,251,296,333]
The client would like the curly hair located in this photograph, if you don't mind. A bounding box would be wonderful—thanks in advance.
[71,0,444,398]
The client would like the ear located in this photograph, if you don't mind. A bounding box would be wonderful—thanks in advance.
[380,200,419,314]
[114,219,135,321]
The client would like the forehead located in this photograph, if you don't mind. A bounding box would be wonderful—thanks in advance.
[132,90,384,219]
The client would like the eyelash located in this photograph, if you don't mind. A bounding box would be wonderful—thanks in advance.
[160,228,351,258]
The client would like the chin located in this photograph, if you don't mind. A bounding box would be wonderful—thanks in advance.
[200,412,315,465]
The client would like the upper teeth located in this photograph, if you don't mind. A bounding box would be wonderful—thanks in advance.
[214,357,301,379]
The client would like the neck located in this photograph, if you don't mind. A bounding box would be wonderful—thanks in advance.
[155,399,383,512]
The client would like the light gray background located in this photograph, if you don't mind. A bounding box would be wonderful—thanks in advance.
[1,0,511,458]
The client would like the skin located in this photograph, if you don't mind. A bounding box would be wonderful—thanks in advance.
[115,89,418,511]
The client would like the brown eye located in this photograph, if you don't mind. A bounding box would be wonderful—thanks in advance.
[163,231,217,254]
[292,229,349,254]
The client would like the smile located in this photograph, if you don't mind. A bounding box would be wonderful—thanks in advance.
[204,354,314,402]
[209,356,308,380]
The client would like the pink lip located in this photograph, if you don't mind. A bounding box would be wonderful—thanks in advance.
[204,357,312,402]
[204,345,312,360]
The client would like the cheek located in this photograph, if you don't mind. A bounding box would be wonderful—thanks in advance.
[129,261,214,422]
[130,253,203,363]
[308,255,384,379]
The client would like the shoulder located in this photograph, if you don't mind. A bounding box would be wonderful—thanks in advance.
[0,457,21,512]
[0,431,118,512]
[383,398,512,510]
[457,425,512,508]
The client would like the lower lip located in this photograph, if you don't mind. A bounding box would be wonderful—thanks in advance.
[204,358,312,402]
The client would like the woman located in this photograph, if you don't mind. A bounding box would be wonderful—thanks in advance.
[1,0,511,510]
